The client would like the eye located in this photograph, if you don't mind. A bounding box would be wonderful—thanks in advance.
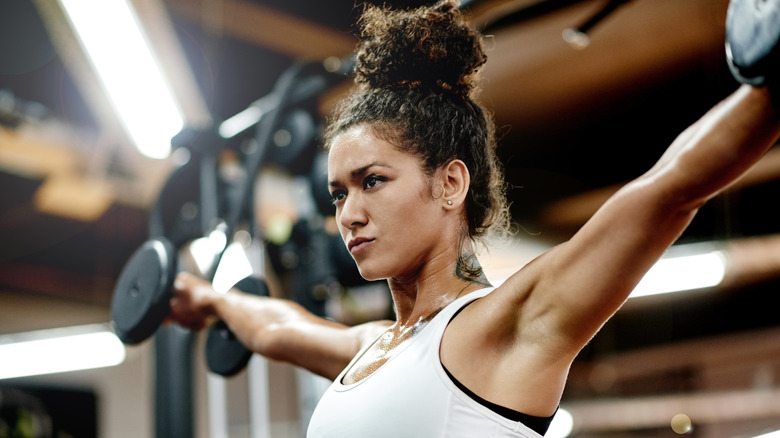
[330,189,347,205]
[363,174,385,190]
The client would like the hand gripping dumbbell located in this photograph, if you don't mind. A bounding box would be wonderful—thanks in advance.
[725,0,779,104]
[110,236,268,376]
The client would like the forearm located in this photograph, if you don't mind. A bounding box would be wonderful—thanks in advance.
[650,85,780,207]
[171,272,363,379]
[212,289,343,359]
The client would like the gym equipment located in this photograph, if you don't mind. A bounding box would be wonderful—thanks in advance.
[154,324,195,438]
[725,0,779,93]
[111,57,354,380]
[205,276,269,376]
[111,238,177,344]
[562,0,631,49]
[111,240,270,363]
[111,63,312,347]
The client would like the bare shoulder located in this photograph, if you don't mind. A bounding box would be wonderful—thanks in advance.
[440,251,570,416]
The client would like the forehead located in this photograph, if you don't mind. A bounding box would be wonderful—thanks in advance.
[327,125,410,178]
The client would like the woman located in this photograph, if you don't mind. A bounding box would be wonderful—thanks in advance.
[169,1,780,436]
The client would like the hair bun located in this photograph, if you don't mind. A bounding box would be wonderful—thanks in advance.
[354,0,486,98]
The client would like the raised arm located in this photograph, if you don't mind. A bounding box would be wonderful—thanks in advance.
[169,272,390,380]
[439,85,780,420]
[530,85,780,351]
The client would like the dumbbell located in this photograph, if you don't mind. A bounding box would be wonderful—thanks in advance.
[725,0,779,102]
[205,275,268,376]
[110,236,268,376]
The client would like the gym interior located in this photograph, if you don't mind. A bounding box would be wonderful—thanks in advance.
[1,0,779,437]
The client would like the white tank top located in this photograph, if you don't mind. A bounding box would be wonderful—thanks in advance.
[307,288,546,438]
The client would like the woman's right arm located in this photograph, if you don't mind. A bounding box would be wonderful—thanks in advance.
[169,272,390,380]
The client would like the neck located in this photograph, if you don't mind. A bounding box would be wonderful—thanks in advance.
[386,254,491,326]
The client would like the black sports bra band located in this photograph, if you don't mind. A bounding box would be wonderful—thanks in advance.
[440,364,555,435]
[443,298,556,436]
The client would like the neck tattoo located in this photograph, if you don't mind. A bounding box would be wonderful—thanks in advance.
[455,254,492,288]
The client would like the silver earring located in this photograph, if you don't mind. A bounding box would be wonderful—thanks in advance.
[447,200,453,205]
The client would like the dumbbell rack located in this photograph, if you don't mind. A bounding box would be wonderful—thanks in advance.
[112,58,354,437]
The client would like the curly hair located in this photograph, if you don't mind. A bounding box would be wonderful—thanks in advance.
[324,0,511,278]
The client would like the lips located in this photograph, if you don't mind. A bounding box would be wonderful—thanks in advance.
[348,237,374,255]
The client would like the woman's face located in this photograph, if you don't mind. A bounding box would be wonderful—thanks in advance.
[327,125,446,281]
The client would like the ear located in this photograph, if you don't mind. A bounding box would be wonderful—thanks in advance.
[440,159,470,209]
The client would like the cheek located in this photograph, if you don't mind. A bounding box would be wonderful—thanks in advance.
[381,194,440,242]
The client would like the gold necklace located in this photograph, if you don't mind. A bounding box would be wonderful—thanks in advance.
[378,306,444,352]
[411,306,444,336]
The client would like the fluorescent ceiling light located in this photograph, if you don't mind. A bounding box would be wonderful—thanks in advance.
[0,324,126,380]
[753,431,780,438]
[59,0,184,159]
[631,245,727,298]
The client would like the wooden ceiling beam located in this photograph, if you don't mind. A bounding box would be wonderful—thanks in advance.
[477,0,729,130]
[163,0,356,60]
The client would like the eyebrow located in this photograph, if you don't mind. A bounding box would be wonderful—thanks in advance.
[329,161,389,188]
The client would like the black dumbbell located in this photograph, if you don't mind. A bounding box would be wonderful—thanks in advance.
[205,276,269,376]
[111,237,178,345]
[725,0,779,102]
[111,237,268,376]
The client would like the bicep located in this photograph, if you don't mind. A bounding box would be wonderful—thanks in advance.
[536,180,699,345]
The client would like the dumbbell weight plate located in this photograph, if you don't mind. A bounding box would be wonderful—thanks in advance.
[726,0,780,85]
[206,276,270,376]
[111,238,178,344]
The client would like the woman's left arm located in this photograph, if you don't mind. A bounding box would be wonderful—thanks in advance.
[515,85,780,352]
[441,89,779,419]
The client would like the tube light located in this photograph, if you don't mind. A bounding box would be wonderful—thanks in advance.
[631,245,727,298]
[0,324,126,380]
[753,431,780,438]
[59,0,184,159]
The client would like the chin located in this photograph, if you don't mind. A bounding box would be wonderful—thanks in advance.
[353,261,388,282]
[355,268,383,282]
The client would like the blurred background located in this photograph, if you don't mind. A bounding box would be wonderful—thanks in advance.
[1,0,779,437]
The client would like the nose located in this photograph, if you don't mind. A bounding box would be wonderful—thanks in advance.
[337,193,366,231]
